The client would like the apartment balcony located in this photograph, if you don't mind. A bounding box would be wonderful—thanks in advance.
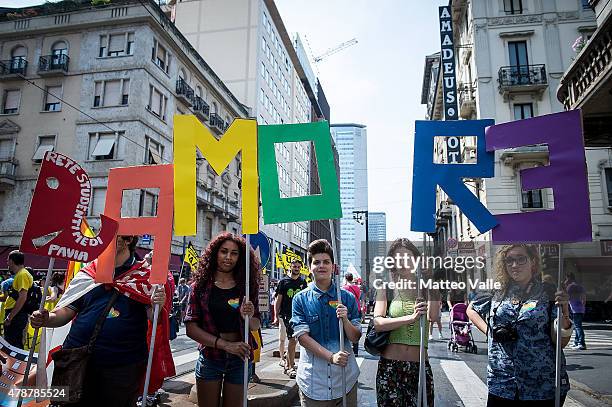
[196,182,212,206]
[176,78,194,107]
[212,194,226,213]
[557,12,612,147]
[226,202,240,221]
[500,145,549,168]
[0,157,17,189]
[458,85,476,119]
[498,64,548,101]
[38,54,69,77]
[0,58,27,80]
[193,96,210,122]
[209,113,226,134]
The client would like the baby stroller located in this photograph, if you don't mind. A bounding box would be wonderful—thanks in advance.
[447,303,477,354]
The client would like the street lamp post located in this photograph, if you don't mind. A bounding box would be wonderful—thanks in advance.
[352,210,369,298]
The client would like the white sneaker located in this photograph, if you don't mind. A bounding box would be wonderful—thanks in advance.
[428,334,434,340]
[438,332,444,340]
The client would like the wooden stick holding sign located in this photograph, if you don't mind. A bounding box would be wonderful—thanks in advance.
[329,220,346,407]
[141,285,161,407]
[16,258,55,407]
[555,244,563,407]
[243,233,251,407]
[416,260,428,407]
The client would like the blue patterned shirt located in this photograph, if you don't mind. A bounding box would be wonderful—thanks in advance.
[472,281,570,401]
[291,281,361,401]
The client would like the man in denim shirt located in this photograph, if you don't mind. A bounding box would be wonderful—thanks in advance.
[291,239,362,406]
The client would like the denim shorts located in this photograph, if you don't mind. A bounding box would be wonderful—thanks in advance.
[195,352,252,385]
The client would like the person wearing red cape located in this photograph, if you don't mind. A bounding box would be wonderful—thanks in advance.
[31,236,166,407]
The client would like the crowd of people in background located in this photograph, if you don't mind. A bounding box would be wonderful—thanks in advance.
[0,232,606,406]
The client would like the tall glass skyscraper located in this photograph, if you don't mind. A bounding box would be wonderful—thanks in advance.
[368,212,387,259]
[330,124,368,277]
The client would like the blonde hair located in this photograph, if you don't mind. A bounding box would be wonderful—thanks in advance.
[493,244,541,295]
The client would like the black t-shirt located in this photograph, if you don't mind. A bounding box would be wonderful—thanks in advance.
[209,284,242,333]
[276,277,307,317]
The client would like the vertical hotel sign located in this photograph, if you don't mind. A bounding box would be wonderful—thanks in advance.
[439,5,461,163]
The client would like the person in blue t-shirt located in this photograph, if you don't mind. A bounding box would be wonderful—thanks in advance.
[31,236,166,407]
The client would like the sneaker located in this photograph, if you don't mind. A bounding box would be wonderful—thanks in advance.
[429,334,434,340]
[438,332,444,340]
[285,366,297,379]
[279,351,287,367]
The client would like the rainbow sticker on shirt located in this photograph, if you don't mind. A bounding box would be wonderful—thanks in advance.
[520,301,537,313]
[107,307,120,319]
[328,300,339,309]
[228,298,240,309]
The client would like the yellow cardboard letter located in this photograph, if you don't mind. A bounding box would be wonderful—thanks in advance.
[174,115,258,235]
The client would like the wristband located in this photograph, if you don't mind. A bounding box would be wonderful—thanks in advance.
[214,337,219,349]
[328,353,334,365]
[554,319,574,338]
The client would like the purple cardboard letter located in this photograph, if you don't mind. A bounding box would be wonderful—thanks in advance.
[485,110,592,243]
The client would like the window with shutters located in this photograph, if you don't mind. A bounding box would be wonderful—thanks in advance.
[152,39,170,73]
[2,89,20,114]
[93,79,129,107]
[44,85,62,111]
[144,136,164,165]
[10,46,26,71]
[147,85,167,121]
[33,135,56,162]
[204,217,213,240]
[138,190,158,217]
[99,32,135,57]
[88,132,121,160]
[0,139,14,159]
[90,187,107,216]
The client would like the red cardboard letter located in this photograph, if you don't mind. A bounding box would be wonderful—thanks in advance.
[96,164,174,284]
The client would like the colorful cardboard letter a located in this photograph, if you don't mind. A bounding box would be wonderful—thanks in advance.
[411,119,496,233]
[97,164,174,284]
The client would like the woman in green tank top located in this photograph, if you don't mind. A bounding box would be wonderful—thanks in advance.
[372,238,434,407]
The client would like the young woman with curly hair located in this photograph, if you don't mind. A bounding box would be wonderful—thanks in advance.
[467,244,573,406]
[185,232,261,407]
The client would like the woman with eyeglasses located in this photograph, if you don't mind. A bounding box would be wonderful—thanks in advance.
[466,244,573,406]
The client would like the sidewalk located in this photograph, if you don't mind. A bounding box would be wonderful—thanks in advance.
[160,349,298,406]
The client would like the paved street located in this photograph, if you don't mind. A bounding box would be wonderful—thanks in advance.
[170,314,612,406]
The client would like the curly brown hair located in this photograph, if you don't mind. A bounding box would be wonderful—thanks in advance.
[192,232,261,298]
[493,244,541,295]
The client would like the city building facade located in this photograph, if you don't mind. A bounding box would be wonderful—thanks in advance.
[0,0,247,272]
[422,1,612,314]
[330,123,368,277]
[172,0,317,280]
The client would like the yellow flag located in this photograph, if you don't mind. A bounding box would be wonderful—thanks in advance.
[185,242,200,270]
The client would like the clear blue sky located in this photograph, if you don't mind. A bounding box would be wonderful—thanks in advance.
[4,0,448,240]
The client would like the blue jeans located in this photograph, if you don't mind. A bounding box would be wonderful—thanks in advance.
[572,313,585,347]
[261,311,270,328]
[195,352,252,385]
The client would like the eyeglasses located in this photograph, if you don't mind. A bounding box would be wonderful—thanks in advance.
[503,255,528,267]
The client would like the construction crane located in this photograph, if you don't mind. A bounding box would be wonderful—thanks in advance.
[313,38,358,63]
